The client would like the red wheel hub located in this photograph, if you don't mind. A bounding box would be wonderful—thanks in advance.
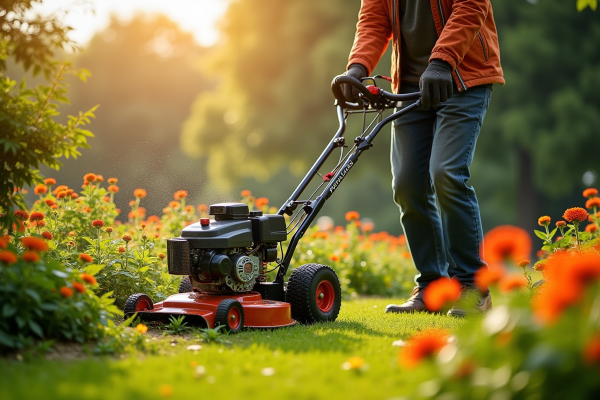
[228,307,241,330]
[316,280,335,313]
[136,299,151,312]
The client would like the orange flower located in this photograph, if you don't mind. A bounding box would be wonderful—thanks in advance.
[399,329,449,368]
[22,251,40,262]
[21,237,49,252]
[108,185,119,193]
[334,226,344,234]
[474,264,505,291]
[107,177,118,184]
[14,210,29,221]
[586,224,598,233]
[95,175,104,182]
[83,173,96,182]
[241,190,252,197]
[29,212,45,222]
[34,184,48,195]
[345,211,360,221]
[44,178,56,185]
[329,254,340,262]
[122,234,132,242]
[583,188,598,198]
[518,259,530,268]
[80,273,97,285]
[105,227,114,234]
[92,220,105,228]
[197,204,208,212]
[169,201,180,209]
[41,231,53,240]
[158,253,166,260]
[563,207,588,223]
[482,225,531,264]
[136,324,148,334]
[53,185,68,194]
[79,253,93,263]
[71,192,79,199]
[82,207,91,213]
[44,199,55,207]
[498,274,528,293]
[255,197,269,208]
[312,231,328,239]
[361,222,375,232]
[583,335,600,365]
[586,197,600,209]
[0,250,18,265]
[342,356,365,370]
[422,277,462,312]
[174,190,188,200]
[72,281,85,294]
[60,286,73,298]
[118,246,127,254]
[134,188,147,198]
[537,216,551,226]
[556,221,566,228]
[159,384,172,398]
[185,205,193,213]
[0,238,6,249]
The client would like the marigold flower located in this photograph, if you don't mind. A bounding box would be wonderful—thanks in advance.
[118,246,126,254]
[52,185,68,195]
[22,251,40,262]
[586,224,598,233]
[41,231,53,240]
[174,190,188,200]
[158,253,166,260]
[197,204,208,212]
[34,184,48,195]
[0,250,18,265]
[136,324,148,334]
[169,201,180,209]
[518,259,530,268]
[361,222,375,232]
[482,225,531,264]
[475,264,505,291]
[71,193,79,199]
[95,175,104,182]
[556,221,566,228]
[241,190,252,197]
[583,188,598,198]
[21,237,49,252]
[44,199,55,207]
[423,277,462,312]
[122,234,132,242]
[159,384,172,398]
[498,274,528,293]
[29,212,45,222]
[399,329,449,368]
[83,173,96,182]
[345,211,360,221]
[0,238,6,249]
[255,197,269,208]
[108,185,119,193]
[583,335,600,365]
[68,231,76,237]
[72,281,85,294]
[60,286,73,298]
[79,253,93,263]
[44,178,56,185]
[185,205,193,213]
[107,177,118,184]
[105,227,113,234]
[14,210,29,221]
[134,188,147,198]
[92,220,105,228]
[537,216,551,226]
[563,207,588,223]
[80,273,97,285]
[328,254,340,262]
[102,196,110,203]
[342,356,364,370]
[586,197,600,210]
[334,226,345,234]
[138,207,147,217]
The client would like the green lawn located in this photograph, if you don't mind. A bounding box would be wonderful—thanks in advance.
[0,298,463,400]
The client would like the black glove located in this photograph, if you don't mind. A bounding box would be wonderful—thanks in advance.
[342,64,368,102]
[419,59,453,111]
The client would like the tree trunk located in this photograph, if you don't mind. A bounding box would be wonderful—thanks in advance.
[517,148,538,251]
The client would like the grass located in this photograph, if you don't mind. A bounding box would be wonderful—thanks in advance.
[0,298,463,400]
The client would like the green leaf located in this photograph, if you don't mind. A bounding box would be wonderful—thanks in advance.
[2,303,16,318]
[85,264,105,276]
[28,320,44,338]
[549,227,558,239]
[0,330,15,347]
[25,288,42,303]
[534,230,548,240]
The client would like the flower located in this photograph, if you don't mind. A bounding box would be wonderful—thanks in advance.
[174,190,188,200]
[21,237,49,252]
[586,197,600,209]
[83,173,96,182]
[159,384,172,398]
[79,253,93,263]
[583,188,598,198]
[583,335,600,365]
[80,273,97,285]
[158,253,166,260]
[255,197,269,208]
[44,199,55,207]
[399,329,449,368]
[475,264,505,291]
[361,222,375,232]
[423,277,462,312]
[118,246,126,254]
[345,211,360,221]
[82,206,91,213]
[72,281,85,294]
[14,210,29,221]
[53,185,68,194]
[22,251,40,262]
[556,221,567,228]
[0,238,7,249]
[34,184,48,195]
[342,356,364,370]
[136,324,148,334]
[241,190,252,197]
[60,287,73,298]
[105,227,114,234]
[329,254,340,262]
[134,188,147,198]
[537,216,551,226]
[92,220,105,228]
[107,177,118,184]
[586,224,598,233]
[518,259,530,268]
[122,234,132,242]
[197,204,208,212]
[68,231,76,237]
[29,212,45,222]
[44,178,56,185]
[498,274,528,292]
[563,207,588,223]
[0,250,18,265]
[482,225,531,264]
[108,185,119,193]
[41,231,53,240]
[169,201,180,209]
[71,193,79,199]
[95,174,104,182]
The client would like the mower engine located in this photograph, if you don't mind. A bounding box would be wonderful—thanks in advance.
[166,203,286,295]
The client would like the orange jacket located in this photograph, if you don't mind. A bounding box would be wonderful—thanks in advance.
[347,0,505,92]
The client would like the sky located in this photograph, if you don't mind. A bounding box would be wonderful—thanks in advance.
[32,0,229,46]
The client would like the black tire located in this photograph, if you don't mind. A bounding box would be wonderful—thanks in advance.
[124,293,154,318]
[179,276,194,293]
[286,264,342,324]
[214,299,244,333]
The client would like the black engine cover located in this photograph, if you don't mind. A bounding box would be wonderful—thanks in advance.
[181,219,253,249]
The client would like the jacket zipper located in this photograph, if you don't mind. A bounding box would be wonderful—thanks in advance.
[478,32,488,62]
[435,0,468,91]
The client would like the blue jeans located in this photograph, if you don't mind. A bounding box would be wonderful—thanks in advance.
[391,83,493,288]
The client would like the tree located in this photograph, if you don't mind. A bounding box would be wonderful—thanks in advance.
[0,0,95,229]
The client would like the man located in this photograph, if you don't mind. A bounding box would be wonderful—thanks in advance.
[342,0,504,316]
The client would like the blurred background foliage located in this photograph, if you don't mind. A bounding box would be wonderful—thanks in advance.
[7,0,600,236]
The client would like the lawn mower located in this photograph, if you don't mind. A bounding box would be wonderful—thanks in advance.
[124,75,421,332]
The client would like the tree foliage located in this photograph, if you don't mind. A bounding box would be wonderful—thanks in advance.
[0,0,96,229]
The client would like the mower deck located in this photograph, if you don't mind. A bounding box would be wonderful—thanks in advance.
[136,291,296,329]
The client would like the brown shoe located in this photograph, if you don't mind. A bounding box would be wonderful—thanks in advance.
[385,286,429,313]
[447,285,492,317]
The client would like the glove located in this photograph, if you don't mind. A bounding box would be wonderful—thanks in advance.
[342,64,368,103]
[419,59,453,111]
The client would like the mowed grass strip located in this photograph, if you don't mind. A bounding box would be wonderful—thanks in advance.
[0,298,463,400]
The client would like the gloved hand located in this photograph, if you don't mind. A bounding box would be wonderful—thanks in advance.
[342,64,368,103]
[419,59,453,111]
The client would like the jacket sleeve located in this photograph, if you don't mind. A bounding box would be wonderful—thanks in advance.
[430,0,489,70]
[347,0,392,75]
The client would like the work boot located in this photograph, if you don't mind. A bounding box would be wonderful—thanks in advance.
[447,285,492,317]
[385,286,429,313]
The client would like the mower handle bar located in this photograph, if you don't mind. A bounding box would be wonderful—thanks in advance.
[331,74,421,110]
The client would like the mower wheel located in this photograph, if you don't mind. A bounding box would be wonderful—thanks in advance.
[124,293,154,318]
[215,299,244,333]
[286,264,341,324]
[178,276,194,293]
